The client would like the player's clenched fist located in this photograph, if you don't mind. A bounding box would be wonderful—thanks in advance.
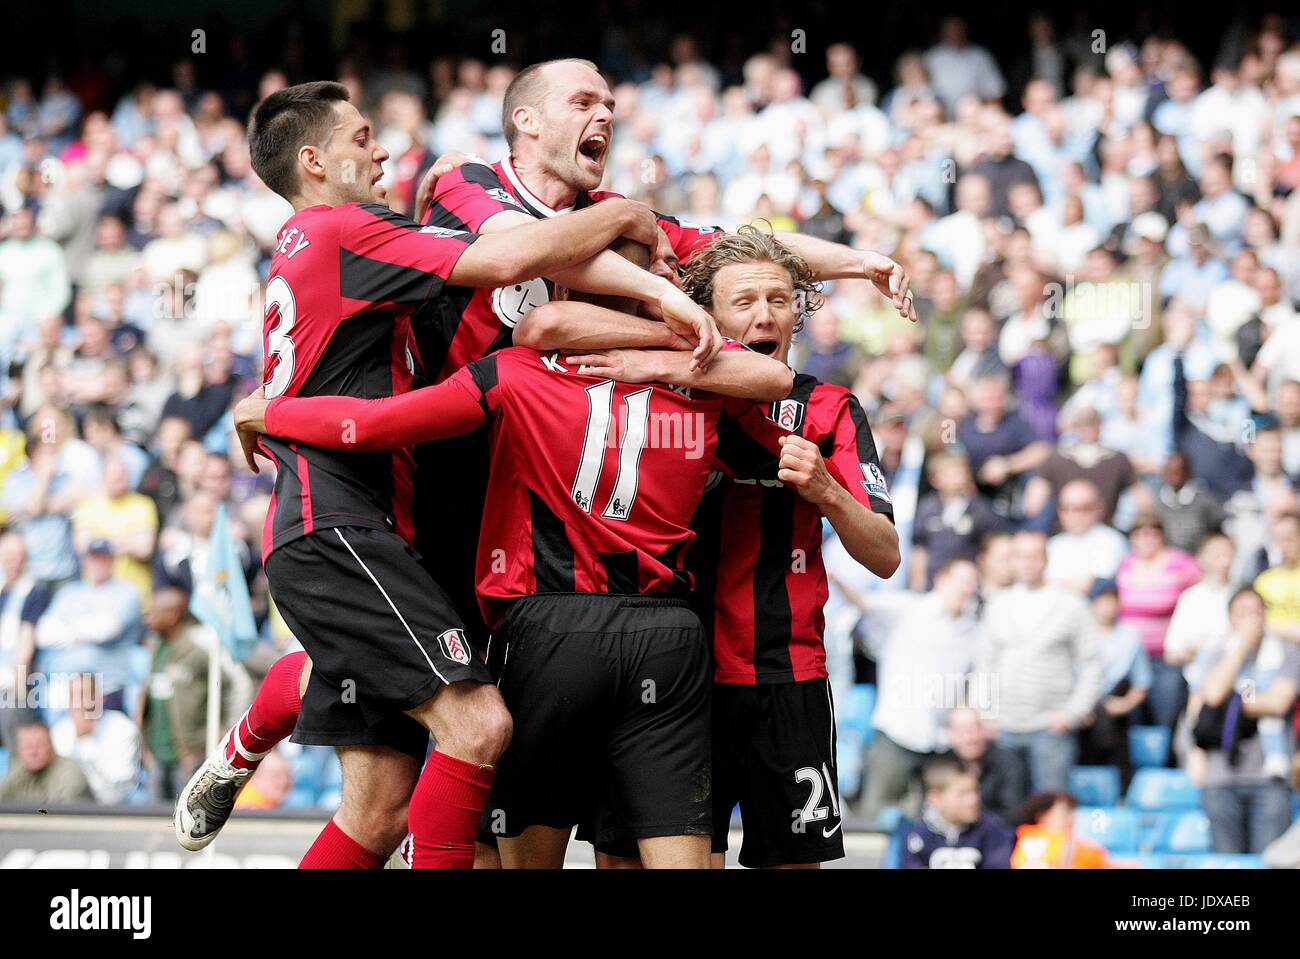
[777,434,837,505]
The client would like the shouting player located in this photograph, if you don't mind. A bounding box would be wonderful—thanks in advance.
[232,239,793,868]
[192,57,916,861]
[172,81,711,869]
[549,227,900,868]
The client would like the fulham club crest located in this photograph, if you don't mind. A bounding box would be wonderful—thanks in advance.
[767,398,805,432]
[438,628,472,666]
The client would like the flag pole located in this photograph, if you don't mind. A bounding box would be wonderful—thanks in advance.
[205,625,222,757]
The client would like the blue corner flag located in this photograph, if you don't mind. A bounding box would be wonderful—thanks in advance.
[189,503,258,661]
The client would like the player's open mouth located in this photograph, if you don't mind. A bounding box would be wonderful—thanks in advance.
[747,339,780,356]
[578,134,607,165]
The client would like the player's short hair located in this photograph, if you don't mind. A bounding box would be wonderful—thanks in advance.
[248,81,351,200]
[922,755,972,793]
[680,225,821,332]
[502,58,601,150]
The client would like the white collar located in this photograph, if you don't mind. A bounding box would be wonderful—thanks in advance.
[501,156,575,218]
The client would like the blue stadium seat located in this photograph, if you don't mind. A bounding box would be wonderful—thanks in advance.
[1127,768,1201,811]
[874,804,905,834]
[0,747,7,778]
[1173,854,1263,869]
[1075,806,1141,854]
[1148,811,1212,854]
[1130,853,1168,869]
[835,684,876,797]
[1069,765,1121,807]
[839,684,876,745]
[283,784,317,810]
[1128,726,1170,768]
[320,751,343,790]
[882,815,913,869]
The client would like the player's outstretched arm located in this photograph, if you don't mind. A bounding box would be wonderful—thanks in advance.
[447,198,660,289]
[565,342,793,402]
[772,231,916,322]
[232,380,486,468]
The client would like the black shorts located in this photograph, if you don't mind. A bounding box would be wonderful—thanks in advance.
[481,593,712,844]
[412,430,491,653]
[711,677,845,868]
[266,525,493,759]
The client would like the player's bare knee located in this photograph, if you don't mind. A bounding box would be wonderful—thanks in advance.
[411,682,512,765]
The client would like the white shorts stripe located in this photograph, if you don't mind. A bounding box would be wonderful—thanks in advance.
[333,528,449,684]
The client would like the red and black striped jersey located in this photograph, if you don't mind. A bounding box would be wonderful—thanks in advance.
[689,374,894,685]
[409,157,723,643]
[257,201,477,561]
[415,156,722,383]
[262,344,753,630]
[464,346,730,629]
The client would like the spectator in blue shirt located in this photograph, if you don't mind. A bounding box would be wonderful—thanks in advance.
[1078,579,1151,786]
[1159,226,1230,310]
[33,539,142,715]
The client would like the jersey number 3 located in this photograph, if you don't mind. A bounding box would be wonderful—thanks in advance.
[263,275,297,398]
[571,380,651,522]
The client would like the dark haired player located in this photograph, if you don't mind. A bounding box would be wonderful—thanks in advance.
[231,256,793,867]
[173,80,701,869]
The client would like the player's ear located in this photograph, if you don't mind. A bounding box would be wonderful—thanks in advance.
[512,104,540,141]
[297,144,327,185]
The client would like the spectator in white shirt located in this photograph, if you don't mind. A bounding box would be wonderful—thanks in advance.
[923,17,1006,117]
[978,531,1103,791]
[1165,530,1235,683]
[923,172,989,287]
[810,43,878,113]
[857,558,981,824]
[1046,479,1129,594]
[50,672,141,804]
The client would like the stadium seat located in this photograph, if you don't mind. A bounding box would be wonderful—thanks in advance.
[882,815,913,869]
[839,683,876,745]
[1172,854,1264,869]
[874,804,905,834]
[1130,853,1168,870]
[1127,768,1201,811]
[1128,726,1170,768]
[1147,811,1212,854]
[0,747,7,778]
[1074,806,1141,854]
[835,684,876,798]
[1068,765,1121,807]
[283,784,317,810]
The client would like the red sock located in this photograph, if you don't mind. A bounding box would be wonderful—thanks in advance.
[299,818,385,869]
[408,750,495,869]
[225,651,306,770]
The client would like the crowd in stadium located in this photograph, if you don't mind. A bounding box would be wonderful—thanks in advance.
[2,10,1300,867]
